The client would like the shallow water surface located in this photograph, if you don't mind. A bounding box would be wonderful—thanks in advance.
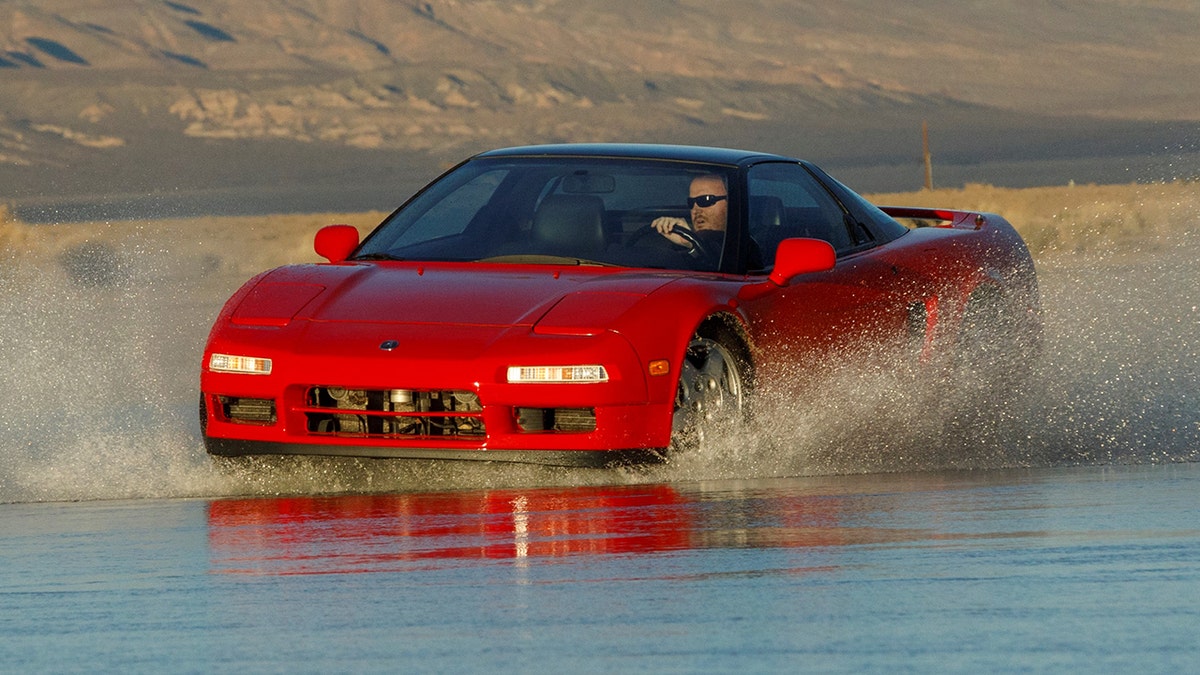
[3,464,1198,671]
[2,175,1198,671]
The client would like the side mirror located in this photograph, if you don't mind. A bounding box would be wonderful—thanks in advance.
[768,237,836,285]
[314,224,360,263]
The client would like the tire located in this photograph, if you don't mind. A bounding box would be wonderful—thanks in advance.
[956,292,1001,380]
[671,330,749,453]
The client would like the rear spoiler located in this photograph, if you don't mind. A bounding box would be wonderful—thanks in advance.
[880,206,990,231]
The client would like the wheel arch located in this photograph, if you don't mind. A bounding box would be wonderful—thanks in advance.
[954,267,1042,385]
[692,311,756,389]
[669,310,755,454]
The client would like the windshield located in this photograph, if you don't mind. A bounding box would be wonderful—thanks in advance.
[354,157,736,272]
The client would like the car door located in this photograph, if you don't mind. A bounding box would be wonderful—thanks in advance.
[739,162,931,384]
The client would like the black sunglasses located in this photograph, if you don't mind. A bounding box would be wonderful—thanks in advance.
[687,194,728,208]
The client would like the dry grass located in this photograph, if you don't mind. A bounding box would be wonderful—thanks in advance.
[6,210,382,257]
[4,182,1197,279]
[1,209,386,295]
[868,181,1200,257]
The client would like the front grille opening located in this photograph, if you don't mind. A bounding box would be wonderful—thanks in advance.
[515,407,597,433]
[304,387,485,439]
[219,396,276,425]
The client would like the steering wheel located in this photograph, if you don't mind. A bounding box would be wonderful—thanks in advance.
[625,223,708,258]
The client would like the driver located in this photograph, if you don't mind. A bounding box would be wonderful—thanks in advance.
[650,174,728,265]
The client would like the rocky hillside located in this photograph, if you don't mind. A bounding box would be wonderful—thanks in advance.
[2,0,1198,214]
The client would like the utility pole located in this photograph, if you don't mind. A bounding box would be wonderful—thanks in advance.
[922,119,933,191]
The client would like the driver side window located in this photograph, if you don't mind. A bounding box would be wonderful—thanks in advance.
[747,163,851,267]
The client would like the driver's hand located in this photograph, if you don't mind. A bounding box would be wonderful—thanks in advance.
[651,217,692,248]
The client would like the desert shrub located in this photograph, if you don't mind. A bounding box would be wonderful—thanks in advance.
[1020,222,1062,256]
[0,203,30,251]
[58,240,129,287]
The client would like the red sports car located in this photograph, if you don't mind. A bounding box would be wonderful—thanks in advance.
[200,144,1040,466]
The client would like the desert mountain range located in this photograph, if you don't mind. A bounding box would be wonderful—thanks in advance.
[2,0,1198,218]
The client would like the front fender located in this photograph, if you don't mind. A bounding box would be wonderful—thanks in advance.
[611,277,753,404]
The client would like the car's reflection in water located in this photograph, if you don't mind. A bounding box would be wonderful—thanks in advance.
[207,481,950,576]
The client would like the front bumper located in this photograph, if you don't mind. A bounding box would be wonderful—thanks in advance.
[203,437,666,467]
[200,323,677,461]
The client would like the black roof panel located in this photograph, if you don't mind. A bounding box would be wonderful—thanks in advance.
[475,143,797,167]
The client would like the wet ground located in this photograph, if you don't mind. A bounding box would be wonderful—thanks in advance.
[3,464,1199,671]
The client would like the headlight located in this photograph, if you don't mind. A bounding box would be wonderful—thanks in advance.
[506,365,608,383]
[209,353,273,375]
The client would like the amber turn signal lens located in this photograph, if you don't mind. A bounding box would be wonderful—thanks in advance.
[648,360,670,376]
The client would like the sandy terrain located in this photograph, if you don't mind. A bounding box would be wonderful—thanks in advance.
[3,2,1198,206]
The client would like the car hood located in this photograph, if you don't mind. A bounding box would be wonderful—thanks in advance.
[233,262,682,329]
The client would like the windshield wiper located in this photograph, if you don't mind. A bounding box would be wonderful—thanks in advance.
[351,252,405,261]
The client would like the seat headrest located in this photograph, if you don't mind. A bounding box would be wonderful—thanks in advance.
[749,196,784,230]
[532,194,606,253]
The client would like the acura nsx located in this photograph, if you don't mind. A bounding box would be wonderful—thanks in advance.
[200,144,1041,466]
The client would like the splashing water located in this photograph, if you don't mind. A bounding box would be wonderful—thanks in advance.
[1,221,1196,503]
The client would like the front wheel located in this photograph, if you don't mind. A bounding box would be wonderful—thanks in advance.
[671,334,747,453]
